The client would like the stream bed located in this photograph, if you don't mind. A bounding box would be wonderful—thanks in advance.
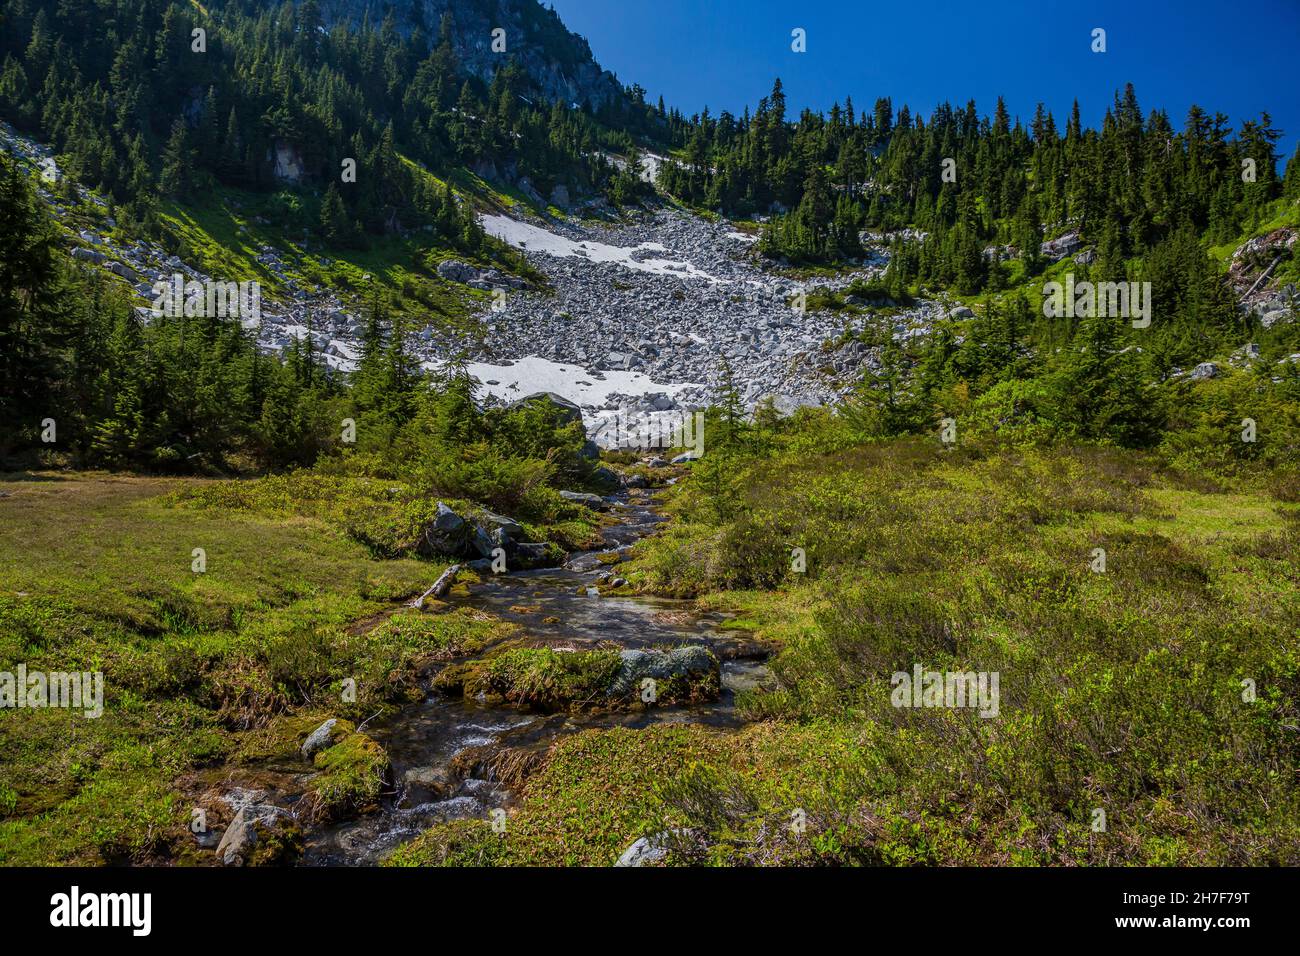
[300,490,771,865]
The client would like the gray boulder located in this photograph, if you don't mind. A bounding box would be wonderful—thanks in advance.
[509,391,584,428]
[607,646,719,699]
[419,502,474,558]
[614,834,671,867]
[1040,231,1082,261]
[214,801,296,866]
[476,510,523,539]
[560,490,606,510]
[471,525,496,559]
[215,808,258,866]
[301,718,344,760]
[436,259,476,283]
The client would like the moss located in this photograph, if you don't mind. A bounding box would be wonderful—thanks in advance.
[435,648,622,712]
[384,818,508,867]
[364,609,493,661]
[247,818,305,866]
[233,713,337,764]
[473,648,622,711]
[307,731,390,822]
[643,667,721,706]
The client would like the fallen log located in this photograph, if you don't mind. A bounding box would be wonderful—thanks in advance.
[410,564,461,609]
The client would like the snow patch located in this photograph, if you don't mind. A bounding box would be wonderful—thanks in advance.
[480,214,723,283]
[422,354,697,417]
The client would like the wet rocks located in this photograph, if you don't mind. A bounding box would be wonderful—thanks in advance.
[215,807,259,865]
[213,792,300,866]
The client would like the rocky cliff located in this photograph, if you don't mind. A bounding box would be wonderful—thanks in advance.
[314,0,625,109]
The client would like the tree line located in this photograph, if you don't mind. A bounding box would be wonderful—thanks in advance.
[658,79,1300,276]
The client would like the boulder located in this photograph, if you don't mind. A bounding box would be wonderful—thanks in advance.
[607,646,719,699]
[301,718,345,760]
[471,524,496,559]
[418,502,472,558]
[508,392,584,428]
[1188,362,1219,382]
[513,542,549,567]
[614,834,671,867]
[215,808,258,866]
[1040,231,1082,261]
[436,259,480,284]
[560,490,606,510]
[476,510,523,539]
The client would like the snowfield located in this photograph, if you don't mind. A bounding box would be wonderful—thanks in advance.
[422,354,697,418]
[481,213,723,282]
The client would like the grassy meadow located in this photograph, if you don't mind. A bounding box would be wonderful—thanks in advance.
[0,471,589,864]
[2,426,1297,866]
[394,429,1300,866]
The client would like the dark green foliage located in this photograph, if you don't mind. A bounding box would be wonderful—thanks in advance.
[0,0,668,250]
[661,81,1284,275]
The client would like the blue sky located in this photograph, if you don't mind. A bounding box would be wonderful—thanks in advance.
[548,0,1300,165]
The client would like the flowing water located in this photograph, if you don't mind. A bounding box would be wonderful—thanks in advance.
[300,490,771,865]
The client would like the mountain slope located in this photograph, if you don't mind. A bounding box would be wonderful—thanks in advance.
[314,0,626,108]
